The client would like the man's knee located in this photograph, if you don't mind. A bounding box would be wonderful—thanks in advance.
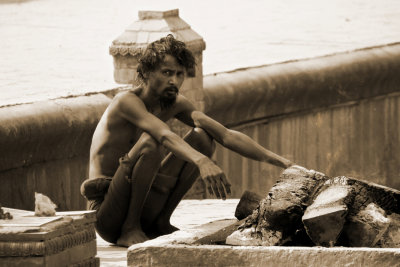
[139,133,163,162]
[185,127,215,157]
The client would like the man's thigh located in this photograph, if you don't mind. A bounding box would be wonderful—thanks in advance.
[94,155,133,243]
[93,132,163,242]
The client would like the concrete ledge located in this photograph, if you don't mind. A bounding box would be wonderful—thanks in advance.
[0,94,111,171]
[128,219,400,267]
[203,43,400,127]
[0,94,111,210]
[129,244,400,267]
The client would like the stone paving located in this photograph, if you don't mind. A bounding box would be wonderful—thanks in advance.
[96,199,239,267]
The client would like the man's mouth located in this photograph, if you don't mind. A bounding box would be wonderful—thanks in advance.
[164,87,178,97]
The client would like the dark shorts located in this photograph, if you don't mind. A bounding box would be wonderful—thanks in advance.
[86,155,135,243]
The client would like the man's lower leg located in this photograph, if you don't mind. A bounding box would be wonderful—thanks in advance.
[154,162,199,235]
[116,137,162,247]
[148,128,215,236]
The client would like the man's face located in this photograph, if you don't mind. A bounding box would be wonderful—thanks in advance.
[147,54,186,109]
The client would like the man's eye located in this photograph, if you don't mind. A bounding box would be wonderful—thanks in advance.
[163,70,172,76]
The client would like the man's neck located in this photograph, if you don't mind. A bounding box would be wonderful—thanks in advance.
[135,86,158,110]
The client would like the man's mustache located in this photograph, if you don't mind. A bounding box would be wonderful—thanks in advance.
[165,86,178,93]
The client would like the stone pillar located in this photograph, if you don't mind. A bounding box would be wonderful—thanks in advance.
[109,8,206,111]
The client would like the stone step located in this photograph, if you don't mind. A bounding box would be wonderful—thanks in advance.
[0,208,98,266]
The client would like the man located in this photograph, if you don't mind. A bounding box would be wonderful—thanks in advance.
[81,35,294,247]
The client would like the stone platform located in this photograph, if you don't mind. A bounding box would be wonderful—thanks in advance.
[127,200,400,267]
[0,208,99,267]
[97,199,239,266]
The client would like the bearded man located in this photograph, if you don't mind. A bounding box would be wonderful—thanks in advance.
[81,35,294,247]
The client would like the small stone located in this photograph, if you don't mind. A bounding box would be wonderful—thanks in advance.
[34,192,57,216]
[4,212,13,220]
[234,191,263,220]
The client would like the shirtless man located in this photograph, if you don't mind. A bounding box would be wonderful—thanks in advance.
[81,35,294,247]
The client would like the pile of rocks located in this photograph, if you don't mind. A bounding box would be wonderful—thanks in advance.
[227,165,400,248]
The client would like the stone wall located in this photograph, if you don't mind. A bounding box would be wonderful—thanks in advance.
[0,94,111,211]
[206,43,400,198]
[0,43,399,210]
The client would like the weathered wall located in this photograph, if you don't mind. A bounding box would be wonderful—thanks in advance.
[0,43,399,210]
[0,94,111,210]
[205,43,400,198]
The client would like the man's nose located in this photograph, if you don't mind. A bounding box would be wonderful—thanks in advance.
[169,75,178,85]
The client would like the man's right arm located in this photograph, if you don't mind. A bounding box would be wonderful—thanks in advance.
[114,93,231,199]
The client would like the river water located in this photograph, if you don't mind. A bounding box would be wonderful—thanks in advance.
[0,0,399,106]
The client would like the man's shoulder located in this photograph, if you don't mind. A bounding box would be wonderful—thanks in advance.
[114,88,141,100]
[112,88,143,107]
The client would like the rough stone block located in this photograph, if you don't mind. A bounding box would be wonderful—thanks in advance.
[235,166,328,245]
[377,213,400,248]
[344,203,390,247]
[259,166,327,229]
[341,176,400,214]
[302,184,354,247]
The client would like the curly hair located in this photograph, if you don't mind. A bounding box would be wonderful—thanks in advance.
[136,34,196,83]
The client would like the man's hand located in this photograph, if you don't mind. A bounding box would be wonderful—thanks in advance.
[196,157,231,200]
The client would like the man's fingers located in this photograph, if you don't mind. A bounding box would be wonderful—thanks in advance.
[216,179,226,200]
[205,178,213,195]
[210,178,221,199]
[220,174,232,195]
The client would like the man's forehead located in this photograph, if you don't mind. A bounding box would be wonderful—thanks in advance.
[159,55,184,70]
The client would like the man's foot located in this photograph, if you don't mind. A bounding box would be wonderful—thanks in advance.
[155,218,180,235]
[145,221,179,240]
[116,228,149,247]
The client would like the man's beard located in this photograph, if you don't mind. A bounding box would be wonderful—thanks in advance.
[159,87,178,110]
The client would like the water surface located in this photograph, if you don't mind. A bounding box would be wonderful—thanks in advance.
[1,0,399,105]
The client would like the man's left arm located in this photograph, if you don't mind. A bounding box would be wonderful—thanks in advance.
[175,101,294,169]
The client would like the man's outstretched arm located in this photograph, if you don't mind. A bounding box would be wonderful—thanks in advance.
[182,110,294,169]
